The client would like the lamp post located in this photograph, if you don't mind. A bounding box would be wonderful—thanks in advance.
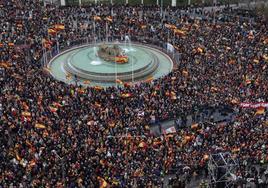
[161,0,163,18]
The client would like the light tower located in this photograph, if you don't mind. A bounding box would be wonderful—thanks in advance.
[208,152,238,188]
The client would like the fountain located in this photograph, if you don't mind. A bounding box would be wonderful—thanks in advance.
[47,40,174,87]
[97,44,128,64]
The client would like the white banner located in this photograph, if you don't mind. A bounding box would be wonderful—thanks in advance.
[60,0,66,6]
[171,0,176,7]
[240,102,268,108]
[163,126,176,134]
[167,43,174,53]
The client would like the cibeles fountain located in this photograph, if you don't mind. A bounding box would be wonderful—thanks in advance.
[47,36,174,87]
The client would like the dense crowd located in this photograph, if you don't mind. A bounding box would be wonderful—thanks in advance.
[0,1,268,187]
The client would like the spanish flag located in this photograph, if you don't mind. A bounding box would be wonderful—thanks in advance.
[115,56,128,63]
[48,28,57,35]
[165,24,177,30]
[94,86,103,90]
[116,79,123,85]
[94,102,101,108]
[0,62,11,69]
[197,47,204,54]
[42,38,53,49]
[228,59,236,64]
[263,54,268,62]
[173,29,186,36]
[15,151,22,161]
[35,123,46,129]
[170,91,176,100]
[253,59,259,64]
[54,24,65,31]
[105,16,113,22]
[255,107,265,115]
[22,111,31,117]
[182,70,188,76]
[203,154,209,160]
[138,141,147,148]
[83,80,90,84]
[93,16,101,21]
[121,93,131,98]
[8,42,15,47]
[140,25,147,29]
[66,73,72,80]
[191,123,199,129]
[145,76,154,83]
[97,177,108,188]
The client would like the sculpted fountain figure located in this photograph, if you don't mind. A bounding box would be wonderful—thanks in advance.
[97,44,128,64]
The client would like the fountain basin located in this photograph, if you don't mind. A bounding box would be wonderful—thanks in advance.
[47,42,174,87]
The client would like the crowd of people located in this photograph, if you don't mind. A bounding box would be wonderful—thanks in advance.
[0,1,268,187]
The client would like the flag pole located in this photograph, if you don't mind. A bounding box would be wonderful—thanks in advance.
[131,49,134,83]
[115,56,117,87]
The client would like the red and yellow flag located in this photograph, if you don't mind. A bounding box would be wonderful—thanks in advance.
[35,123,46,129]
[54,24,65,31]
[93,16,102,21]
[116,79,123,85]
[48,28,57,35]
[255,107,265,115]
[97,177,108,188]
[105,16,112,22]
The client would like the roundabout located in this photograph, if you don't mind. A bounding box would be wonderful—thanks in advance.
[47,42,174,87]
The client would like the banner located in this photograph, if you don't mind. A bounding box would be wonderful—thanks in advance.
[240,102,268,108]
[163,126,176,134]
[171,0,176,7]
[167,43,174,53]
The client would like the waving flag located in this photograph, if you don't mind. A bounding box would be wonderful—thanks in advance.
[105,16,113,22]
[54,24,65,31]
[97,177,108,188]
[93,16,102,21]
[48,28,57,35]
[255,107,265,115]
[35,123,46,129]
[163,126,176,134]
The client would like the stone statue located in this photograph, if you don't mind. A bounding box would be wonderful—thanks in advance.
[97,44,128,63]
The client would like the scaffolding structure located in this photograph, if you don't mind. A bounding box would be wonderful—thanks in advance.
[208,152,238,188]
